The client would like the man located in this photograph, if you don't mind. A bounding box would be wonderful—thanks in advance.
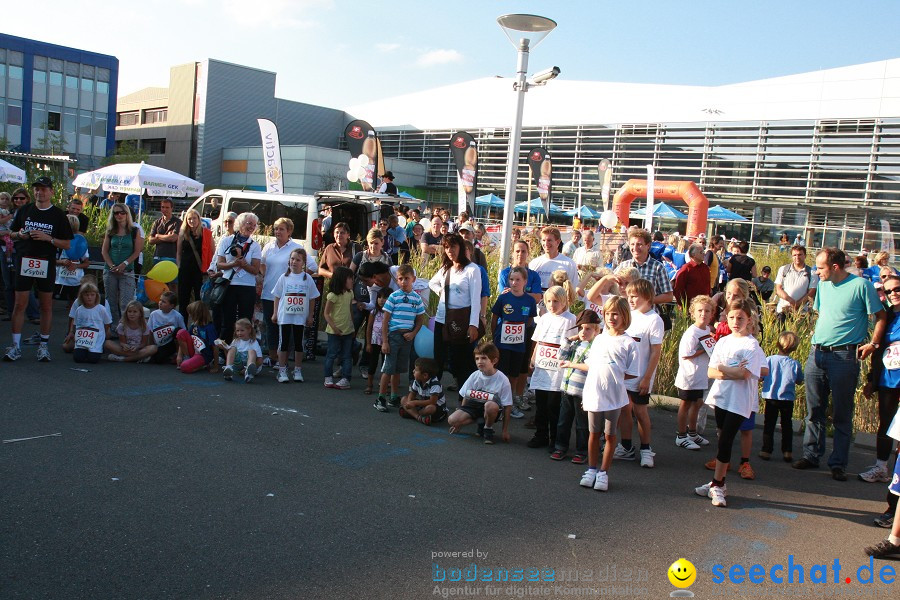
[726,240,757,282]
[673,243,711,305]
[704,235,725,293]
[774,245,817,324]
[405,208,420,239]
[458,222,487,270]
[148,198,182,264]
[561,229,582,258]
[378,171,397,195]
[528,226,579,291]
[752,265,775,302]
[793,248,887,481]
[5,177,73,362]
[449,211,469,235]
[67,197,89,234]
[421,216,444,258]
[618,227,674,306]
[572,229,596,265]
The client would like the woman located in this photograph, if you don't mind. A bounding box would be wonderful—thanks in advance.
[101,204,144,326]
[428,233,482,386]
[175,209,214,316]
[214,212,262,343]
[779,233,790,252]
[317,222,354,279]
[351,228,392,332]
[868,252,899,282]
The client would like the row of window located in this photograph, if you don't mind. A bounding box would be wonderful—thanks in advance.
[114,138,166,155]
[116,108,167,126]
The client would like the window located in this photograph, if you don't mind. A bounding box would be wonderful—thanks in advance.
[65,75,78,89]
[33,70,47,84]
[97,81,109,94]
[7,105,22,126]
[143,138,166,154]
[8,66,23,80]
[143,108,167,124]
[117,112,139,126]
[81,78,94,92]
[47,111,61,132]
[49,72,63,86]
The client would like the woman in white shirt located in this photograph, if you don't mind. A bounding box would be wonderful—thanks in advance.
[429,233,483,386]
[214,212,262,343]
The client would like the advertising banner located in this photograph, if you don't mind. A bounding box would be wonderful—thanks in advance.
[528,147,552,217]
[345,120,378,191]
[257,118,284,193]
[450,131,478,215]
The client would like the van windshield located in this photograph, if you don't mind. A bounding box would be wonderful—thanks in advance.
[229,199,308,240]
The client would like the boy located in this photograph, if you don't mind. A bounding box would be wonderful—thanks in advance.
[614,278,664,467]
[400,358,448,425]
[553,309,601,463]
[490,266,536,419]
[375,264,426,412]
[448,343,513,444]
[147,291,186,365]
[759,331,803,462]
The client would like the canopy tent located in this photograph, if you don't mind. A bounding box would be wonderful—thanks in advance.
[707,205,748,221]
[73,162,203,198]
[632,202,688,220]
[565,205,604,219]
[514,198,565,216]
[398,191,418,200]
[475,193,506,208]
[0,158,26,184]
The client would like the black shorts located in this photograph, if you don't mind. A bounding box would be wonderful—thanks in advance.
[15,256,55,293]
[458,401,502,422]
[676,388,705,402]
[627,390,651,406]
[149,338,180,364]
[497,349,524,379]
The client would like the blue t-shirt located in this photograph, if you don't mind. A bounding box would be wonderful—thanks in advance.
[880,310,900,389]
[477,264,491,298]
[189,322,217,362]
[649,241,666,261]
[811,274,882,346]
[762,354,804,401]
[491,291,537,352]
[498,266,542,296]
[384,288,425,332]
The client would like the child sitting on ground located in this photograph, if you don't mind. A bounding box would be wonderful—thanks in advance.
[222,318,263,383]
[759,331,803,462]
[674,295,716,450]
[448,343,513,444]
[147,291,186,365]
[176,301,219,374]
[400,357,448,425]
[65,282,112,364]
[106,300,157,363]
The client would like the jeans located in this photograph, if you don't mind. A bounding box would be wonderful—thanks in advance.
[103,270,136,326]
[324,333,354,380]
[534,389,562,445]
[802,347,860,469]
[556,393,588,454]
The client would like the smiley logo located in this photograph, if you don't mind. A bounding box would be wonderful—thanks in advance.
[668,558,696,588]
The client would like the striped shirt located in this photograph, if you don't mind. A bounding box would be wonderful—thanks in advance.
[562,339,592,397]
[384,289,425,332]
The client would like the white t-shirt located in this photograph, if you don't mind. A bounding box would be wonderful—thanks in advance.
[215,235,262,287]
[625,308,664,392]
[459,369,513,407]
[774,263,817,313]
[582,333,639,412]
[71,303,112,353]
[705,334,766,418]
[260,240,317,301]
[530,310,576,391]
[529,253,580,290]
[232,338,262,356]
[674,324,715,391]
[272,271,320,324]
[147,308,186,346]
[55,245,89,287]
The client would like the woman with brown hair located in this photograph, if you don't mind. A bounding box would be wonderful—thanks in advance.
[175,208,214,316]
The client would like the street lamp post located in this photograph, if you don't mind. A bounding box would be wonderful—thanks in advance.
[496,14,557,275]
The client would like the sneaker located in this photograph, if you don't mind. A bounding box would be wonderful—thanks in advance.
[387,395,400,407]
[831,467,847,481]
[4,345,21,361]
[874,511,895,529]
[864,538,900,559]
[245,364,259,383]
[593,470,609,491]
[858,464,891,483]
[571,454,587,465]
[22,332,42,345]
[418,414,432,426]
[277,368,290,383]
[324,377,335,388]
[359,365,369,379]
[640,448,655,468]
[483,427,495,445]
[374,396,388,412]
[579,470,597,488]
[526,435,549,448]
[335,378,351,390]
[709,484,727,507]
[107,353,125,362]
[550,450,566,461]
[292,367,304,382]
[705,458,733,471]
[792,457,818,469]
[613,444,636,460]
[758,450,772,460]
[510,407,525,419]
[223,366,234,381]
[695,481,728,496]
[36,343,51,362]
[262,356,272,367]
[689,433,710,447]
[676,435,701,450]
[739,462,756,480]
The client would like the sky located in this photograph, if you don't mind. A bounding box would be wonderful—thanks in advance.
[6,0,900,110]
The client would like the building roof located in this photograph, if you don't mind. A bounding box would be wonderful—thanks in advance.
[345,58,900,129]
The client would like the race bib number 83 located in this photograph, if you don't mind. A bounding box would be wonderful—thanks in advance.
[21,257,49,278]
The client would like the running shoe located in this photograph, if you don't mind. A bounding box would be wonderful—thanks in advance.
[223,366,234,381]
[874,511,894,529]
[483,427,495,445]
[689,433,710,447]
[36,344,51,362]
[107,354,126,362]
[640,448,656,468]
[676,435,701,450]
[374,396,388,412]
[594,470,609,491]
[277,368,290,383]
[709,485,727,507]
[292,367,304,382]
[579,470,597,488]
[864,539,900,559]
[695,481,727,496]
[324,377,335,388]
[739,462,756,480]
[858,464,891,483]
[335,378,351,390]
[245,363,259,383]
[510,407,525,419]
[613,443,636,460]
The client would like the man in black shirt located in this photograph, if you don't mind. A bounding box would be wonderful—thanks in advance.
[378,171,397,195]
[67,197,90,234]
[5,177,73,362]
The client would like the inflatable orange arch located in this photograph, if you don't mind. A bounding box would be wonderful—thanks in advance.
[612,179,708,238]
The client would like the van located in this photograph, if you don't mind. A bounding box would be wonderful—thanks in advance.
[313,190,416,246]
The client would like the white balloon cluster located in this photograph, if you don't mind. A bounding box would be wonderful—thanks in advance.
[600,210,618,229]
[346,154,369,183]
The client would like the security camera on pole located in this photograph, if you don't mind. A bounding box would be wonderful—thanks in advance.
[496,13,558,277]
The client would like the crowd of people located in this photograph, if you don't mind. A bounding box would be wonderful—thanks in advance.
[1,177,899,559]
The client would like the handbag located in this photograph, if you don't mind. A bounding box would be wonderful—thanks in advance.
[441,267,485,343]
[203,270,234,308]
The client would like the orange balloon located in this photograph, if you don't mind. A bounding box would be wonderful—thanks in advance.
[144,280,169,303]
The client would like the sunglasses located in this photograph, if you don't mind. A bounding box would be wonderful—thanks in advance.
[885,287,900,294]
[12,196,26,200]
[881,274,890,279]
[113,211,127,215]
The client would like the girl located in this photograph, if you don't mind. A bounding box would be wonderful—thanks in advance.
[107,300,157,362]
[528,286,576,449]
[101,204,144,326]
[364,287,392,394]
[579,296,638,491]
[222,318,263,383]
[271,247,320,383]
[491,267,537,418]
[66,283,112,364]
[695,299,767,508]
[323,266,355,390]
[674,295,716,450]
[176,301,219,374]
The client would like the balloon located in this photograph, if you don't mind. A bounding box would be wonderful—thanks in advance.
[427,316,435,332]
[357,154,369,167]
[347,169,359,183]
[144,280,169,303]
[419,217,431,229]
[66,234,88,259]
[413,326,435,359]
[348,157,360,170]
[136,277,148,304]
[146,260,178,283]
[600,210,618,229]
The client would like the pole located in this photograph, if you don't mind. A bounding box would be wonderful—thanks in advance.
[526,177,532,229]
[498,39,530,277]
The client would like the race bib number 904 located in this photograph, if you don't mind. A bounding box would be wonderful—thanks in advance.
[75,327,99,351]
[535,342,561,371]
[21,257,49,278]
[500,322,525,345]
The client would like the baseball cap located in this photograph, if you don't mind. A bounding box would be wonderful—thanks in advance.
[32,176,53,188]
[458,223,475,234]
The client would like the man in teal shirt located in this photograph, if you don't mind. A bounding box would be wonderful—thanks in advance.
[793,248,887,480]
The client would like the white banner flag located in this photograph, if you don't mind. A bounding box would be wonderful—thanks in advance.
[257,118,284,194]
[881,219,895,258]
[646,164,655,233]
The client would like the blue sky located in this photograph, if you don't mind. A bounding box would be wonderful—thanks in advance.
[8,0,900,109]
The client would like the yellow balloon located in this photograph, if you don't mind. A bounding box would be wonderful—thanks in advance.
[147,260,178,283]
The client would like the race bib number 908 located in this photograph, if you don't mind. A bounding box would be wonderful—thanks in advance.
[284,294,306,315]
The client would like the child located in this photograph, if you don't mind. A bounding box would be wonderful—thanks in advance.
[528,286,576,449]
[614,279,664,468]
[147,291,186,365]
[374,264,426,412]
[65,282,112,364]
[222,318,263,383]
[107,300,157,362]
[695,298,767,507]
[55,214,90,308]
[490,266,536,419]
[759,331,803,462]
[323,266,355,390]
[674,295,716,450]
[400,357,448,425]
[579,296,639,491]
[272,247,320,383]
[364,287,392,395]
[176,300,219,374]
[448,343,513,444]
[554,309,601,464]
